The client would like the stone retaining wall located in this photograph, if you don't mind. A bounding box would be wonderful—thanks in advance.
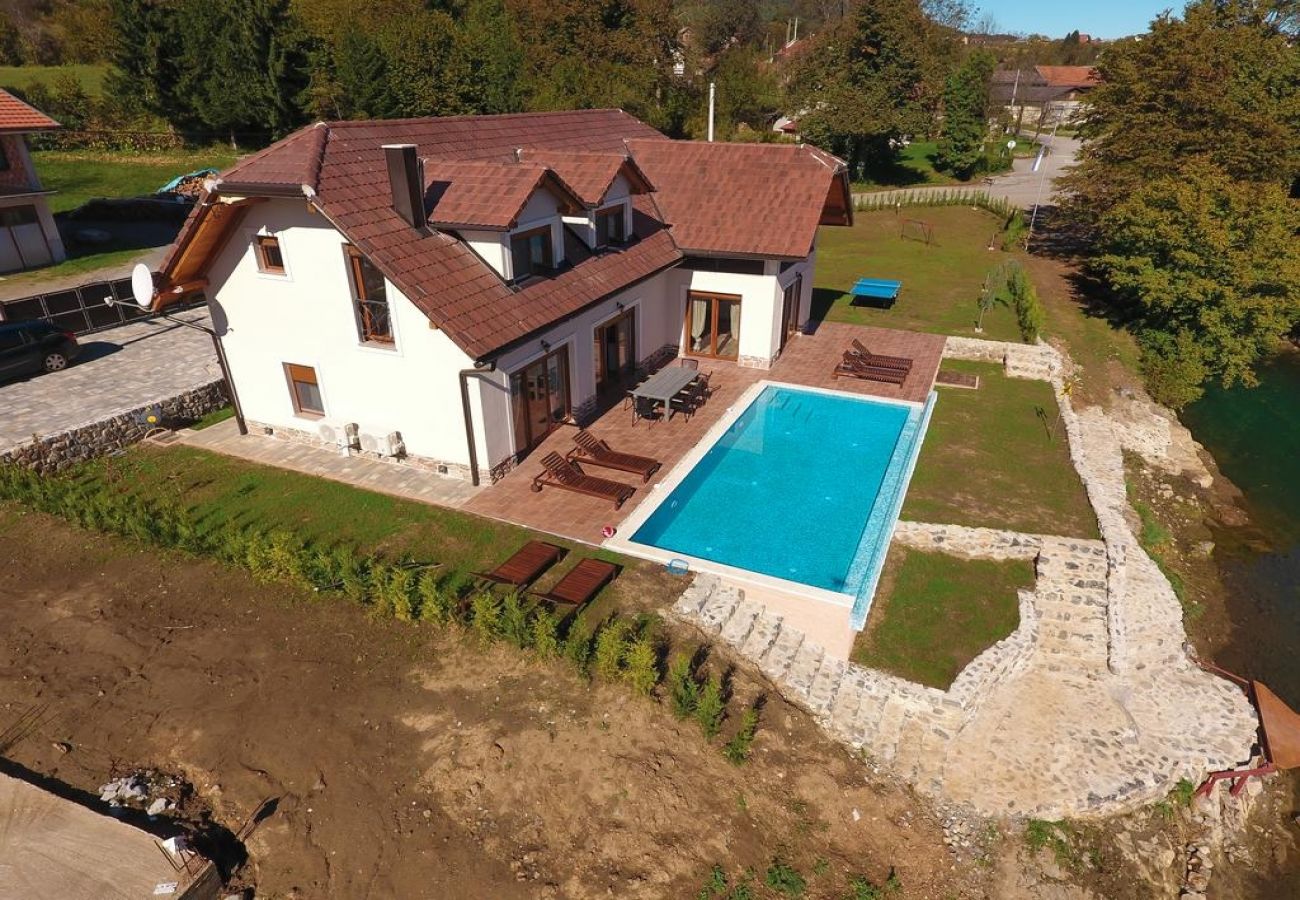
[2,381,227,473]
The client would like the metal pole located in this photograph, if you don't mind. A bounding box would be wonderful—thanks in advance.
[707,82,716,143]
[1027,110,1061,238]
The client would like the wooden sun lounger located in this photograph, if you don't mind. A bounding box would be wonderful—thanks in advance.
[531,452,636,509]
[834,357,908,385]
[568,430,662,483]
[533,558,621,606]
[849,339,912,372]
[473,540,567,590]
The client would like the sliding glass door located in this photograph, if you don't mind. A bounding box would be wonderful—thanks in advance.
[509,347,570,455]
[594,308,637,397]
[685,291,741,360]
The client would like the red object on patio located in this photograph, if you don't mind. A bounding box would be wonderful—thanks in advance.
[1195,671,1300,798]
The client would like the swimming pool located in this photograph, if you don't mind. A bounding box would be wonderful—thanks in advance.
[618,382,935,629]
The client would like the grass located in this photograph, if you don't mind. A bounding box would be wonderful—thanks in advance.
[814,207,1024,343]
[904,360,1099,537]
[851,140,1043,192]
[35,148,241,213]
[1129,488,1189,609]
[853,546,1033,689]
[0,247,147,293]
[0,64,109,96]
[190,406,235,431]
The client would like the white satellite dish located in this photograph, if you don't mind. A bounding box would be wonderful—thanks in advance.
[130,263,156,310]
[1006,139,1017,150]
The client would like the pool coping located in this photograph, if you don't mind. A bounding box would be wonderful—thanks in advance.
[604,379,928,614]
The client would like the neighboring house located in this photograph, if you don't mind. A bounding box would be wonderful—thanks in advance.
[0,89,65,274]
[991,65,1099,127]
[153,110,852,484]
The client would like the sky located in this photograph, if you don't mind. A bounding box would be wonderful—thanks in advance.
[974,0,1179,39]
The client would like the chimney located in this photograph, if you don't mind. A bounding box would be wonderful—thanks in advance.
[382,144,425,229]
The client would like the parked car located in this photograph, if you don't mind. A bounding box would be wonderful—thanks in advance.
[0,320,80,381]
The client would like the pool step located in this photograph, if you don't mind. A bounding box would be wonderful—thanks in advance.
[760,627,805,681]
[782,640,826,701]
[719,600,763,646]
[672,574,721,618]
[740,612,783,659]
[697,584,745,634]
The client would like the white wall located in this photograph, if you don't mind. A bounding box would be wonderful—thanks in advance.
[664,265,784,365]
[461,229,508,278]
[206,198,478,468]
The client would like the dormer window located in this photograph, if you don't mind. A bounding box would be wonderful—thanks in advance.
[510,225,554,281]
[345,245,393,344]
[594,206,626,248]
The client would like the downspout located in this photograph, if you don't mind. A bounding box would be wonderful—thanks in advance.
[459,362,497,487]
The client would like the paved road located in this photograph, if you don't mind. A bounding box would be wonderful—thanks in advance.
[0,309,220,451]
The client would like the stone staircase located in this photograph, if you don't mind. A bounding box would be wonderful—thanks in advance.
[1029,537,1111,676]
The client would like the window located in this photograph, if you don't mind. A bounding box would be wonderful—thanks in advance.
[0,205,38,228]
[679,256,765,276]
[0,140,10,173]
[345,246,393,343]
[594,206,626,247]
[254,235,285,274]
[285,363,324,416]
[509,225,553,281]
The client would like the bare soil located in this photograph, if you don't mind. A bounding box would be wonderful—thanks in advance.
[0,506,981,899]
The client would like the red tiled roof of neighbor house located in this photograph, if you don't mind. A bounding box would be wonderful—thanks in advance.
[626,138,851,259]
[1034,65,1100,89]
[422,158,583,230]
[514,149,653,206]
[162,109,849,359]
[0,88,60,133]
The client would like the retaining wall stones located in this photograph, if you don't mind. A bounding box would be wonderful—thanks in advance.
[2,381,227,473]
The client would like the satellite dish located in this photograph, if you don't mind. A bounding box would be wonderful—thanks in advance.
[130,263,157,310]
[1006,139,1017,150]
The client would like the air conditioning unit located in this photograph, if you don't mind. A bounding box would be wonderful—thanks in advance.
[359,432,383,454]
[318,423,337,443]
[385,431,406,458]
[343,422,361,451]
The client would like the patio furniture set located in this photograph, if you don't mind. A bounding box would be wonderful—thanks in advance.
[627,359,713,426]
[474,539,621,608]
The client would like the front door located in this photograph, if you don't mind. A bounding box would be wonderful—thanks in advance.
[594,308,636,397]
[685,291,741,360]
[779,275,802,353]
[510,346,571,455]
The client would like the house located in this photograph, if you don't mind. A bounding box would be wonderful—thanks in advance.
[990,65,1099,128]
[0,88,65,274]
[151,110,852,484]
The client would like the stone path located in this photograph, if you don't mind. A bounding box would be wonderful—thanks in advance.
[670,338,1258,820]
[179,418,480,509]
[0,309,221,454]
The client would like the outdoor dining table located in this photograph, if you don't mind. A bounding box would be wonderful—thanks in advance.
[631,366,700,421]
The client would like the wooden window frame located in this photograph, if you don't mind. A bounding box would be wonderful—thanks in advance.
[284,362,324,417]
[684,290,743,361]
[509,224,554,282]
[343,245,394,345]
[254,235,285,275]
[594,205,626,248]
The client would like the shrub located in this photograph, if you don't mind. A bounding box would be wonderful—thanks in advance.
[623,633,659,695]
[667,653,699,718]
[695,672,726,739]
[1007,265,1045,343]
[417,571,455,625]
[531,608,560,659]
[764,859,805,896]
[386,566,418,622]
[848,870,901,899]
[470,592,502,643]
[1138,328,1210,409]
[722,707,760,765]
[593,619,629,680]
[500,593,533,648]
[1001,208,1028,250]
[562,616,593,675]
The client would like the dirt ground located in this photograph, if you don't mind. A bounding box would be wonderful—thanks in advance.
[0,505,984,899]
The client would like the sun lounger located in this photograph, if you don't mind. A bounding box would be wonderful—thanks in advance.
[533,558,621,606]
[473,540,567,590]
[834,355,908,385]
[568,431,662,483]
[531,452,636,508]
[849,338,913,373]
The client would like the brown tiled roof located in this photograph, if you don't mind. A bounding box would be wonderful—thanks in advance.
[0,88,59,133]
[515,149,653,206]
[626,139,850,259]
[162,109,847,359]
[423,159,581,230]
[1035,65,1099,89]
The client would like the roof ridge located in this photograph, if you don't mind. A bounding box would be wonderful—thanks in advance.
[322,108,636,130]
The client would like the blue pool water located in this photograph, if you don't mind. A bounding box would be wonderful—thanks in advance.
[632,385,933,624]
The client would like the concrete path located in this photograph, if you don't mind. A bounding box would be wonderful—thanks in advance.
[670,337,1257,821]
[0,309,220,453]
[179,418,481,509]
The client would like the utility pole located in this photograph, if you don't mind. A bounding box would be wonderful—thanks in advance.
[707,82,716,142]
[1027,111,1062,239]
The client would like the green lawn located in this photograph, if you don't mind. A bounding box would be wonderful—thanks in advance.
[853,546,1034,689]
[35,148,241,213]
[851,141,961,191]
[0,64,109,96]
[904,360,1099,538]
[814,206,1024,342]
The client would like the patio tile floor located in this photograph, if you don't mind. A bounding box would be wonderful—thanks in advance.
[465,323,945,544]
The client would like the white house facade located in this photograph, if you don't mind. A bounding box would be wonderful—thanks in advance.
[154,110,850,483]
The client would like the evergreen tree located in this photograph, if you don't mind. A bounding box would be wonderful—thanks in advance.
[933,49,995,179]
[334,28,393,119]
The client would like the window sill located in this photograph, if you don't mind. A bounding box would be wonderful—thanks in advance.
[293,410,324,420]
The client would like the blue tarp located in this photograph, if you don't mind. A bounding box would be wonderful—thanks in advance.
[850,278,903,300]
[156,168,219,194]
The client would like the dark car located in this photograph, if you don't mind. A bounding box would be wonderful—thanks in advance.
[0,319,80,381]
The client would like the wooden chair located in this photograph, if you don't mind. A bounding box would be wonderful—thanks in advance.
[569,430,661,482]
[533,558,621,606]
[531,452,636,509]
[473,540,567,590]
[849,338,913,373]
